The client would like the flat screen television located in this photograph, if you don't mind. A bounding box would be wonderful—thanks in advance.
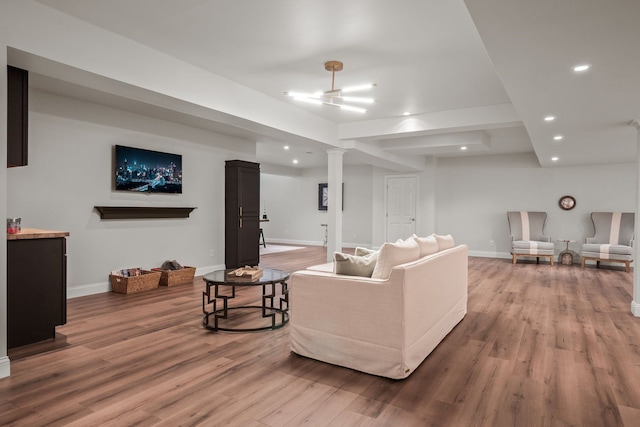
[114,145,182,194]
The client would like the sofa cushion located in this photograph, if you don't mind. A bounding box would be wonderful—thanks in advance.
[372,238,420,280]
[512,240,555,255]
[334,252,378,277]
[412,234,439,257]
[433,233,455,251]
[582,243,633,256]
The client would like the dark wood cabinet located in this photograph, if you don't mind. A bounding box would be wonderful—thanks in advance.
[7,65,28,168]
[225,160,260,269]
[7,237,67,349]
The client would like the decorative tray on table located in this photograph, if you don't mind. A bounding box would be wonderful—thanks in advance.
[226,266,263,281]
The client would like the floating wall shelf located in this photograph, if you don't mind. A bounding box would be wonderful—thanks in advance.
[94,206,196,219]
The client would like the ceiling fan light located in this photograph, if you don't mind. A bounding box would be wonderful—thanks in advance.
[287,62,375,113]
[342,96,375,104]
[342,83,374,93]
[286,91,316,98]
[294,96,322,105]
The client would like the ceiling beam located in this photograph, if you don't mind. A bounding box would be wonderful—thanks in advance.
[338,103,521,142]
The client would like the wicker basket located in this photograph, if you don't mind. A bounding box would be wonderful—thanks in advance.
[157,266,196,287]
[110,270,161,294]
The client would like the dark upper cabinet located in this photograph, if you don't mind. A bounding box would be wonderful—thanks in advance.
[225,160,260,269]
[7,65,28,167]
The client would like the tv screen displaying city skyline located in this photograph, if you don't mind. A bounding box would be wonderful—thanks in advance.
[114,145,182,194]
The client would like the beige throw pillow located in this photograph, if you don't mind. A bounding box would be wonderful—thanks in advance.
[334,252,378,277]
[412,234,439,257]
[433,233,455,251]
[355,247,377,257]
[371,238,420,280]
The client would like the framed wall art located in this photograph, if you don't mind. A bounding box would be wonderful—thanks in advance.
[318,183,344,211]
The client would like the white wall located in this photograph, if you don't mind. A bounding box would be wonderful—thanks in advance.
[261,164,374,248]
[0,46,9,378]
[436,153,636,257]
[263,152,636,260]
[7,89,257,297]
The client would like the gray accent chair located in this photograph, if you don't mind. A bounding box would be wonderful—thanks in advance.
[581,212,634,272]
[507,211,555,265]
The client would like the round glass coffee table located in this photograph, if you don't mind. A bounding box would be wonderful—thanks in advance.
[202,268,289,332]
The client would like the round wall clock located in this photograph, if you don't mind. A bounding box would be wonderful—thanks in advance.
[559,195,576,210]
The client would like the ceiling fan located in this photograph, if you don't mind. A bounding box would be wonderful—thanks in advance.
[285,61,376,113]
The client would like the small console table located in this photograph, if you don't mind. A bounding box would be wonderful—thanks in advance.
[202,268,289,332]
[557,239,580,265]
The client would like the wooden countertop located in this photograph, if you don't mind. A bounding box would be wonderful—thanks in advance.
[7,228,70,240]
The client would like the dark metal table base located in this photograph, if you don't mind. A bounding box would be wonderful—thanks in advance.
[202,281,289,332]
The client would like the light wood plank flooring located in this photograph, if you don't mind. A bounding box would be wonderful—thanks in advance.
[1,246,639,426]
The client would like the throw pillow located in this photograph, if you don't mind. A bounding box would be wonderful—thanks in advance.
[355,247,377,257]
[412,234,439,257]
[371,238,420,280]
[433,233,455,251]
[334,252,378,277]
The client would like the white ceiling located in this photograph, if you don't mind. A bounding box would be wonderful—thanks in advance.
[29,0,640,171]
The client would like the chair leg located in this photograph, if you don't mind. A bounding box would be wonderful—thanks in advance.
[581,258,585,269]
[512,254,517,264]
[549,255,554,266]
[625,261,630,273]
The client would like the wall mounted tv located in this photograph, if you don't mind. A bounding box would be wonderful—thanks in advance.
[114,145,182,194]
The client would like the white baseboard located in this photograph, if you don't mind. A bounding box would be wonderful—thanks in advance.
[68,281,111,299]
[195,264,226,277]
[469,250,511,259]
[265,238,374,249]
[67,264,226,299]
[0,356,10,379]
[265,238,323,246]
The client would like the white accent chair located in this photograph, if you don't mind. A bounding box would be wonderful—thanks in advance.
[581,212,634,272]
[507,211,555,265]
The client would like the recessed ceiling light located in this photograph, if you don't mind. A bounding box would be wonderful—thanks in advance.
[544,116,556,122]
[403,112,411,116]
[284,145,290,150]
[553,135,563,141]
[572,64,591,72]
[292,159,298,164]
[460,146,467,151]
[551,157,559,162]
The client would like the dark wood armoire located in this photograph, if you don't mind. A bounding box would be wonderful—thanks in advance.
[225,160,260,269]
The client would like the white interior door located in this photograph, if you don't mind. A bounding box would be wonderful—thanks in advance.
[385,176,417,242]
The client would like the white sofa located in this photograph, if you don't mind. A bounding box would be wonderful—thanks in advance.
[289,243,468,379]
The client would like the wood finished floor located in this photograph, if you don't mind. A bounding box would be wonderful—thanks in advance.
[2,246,640,426]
